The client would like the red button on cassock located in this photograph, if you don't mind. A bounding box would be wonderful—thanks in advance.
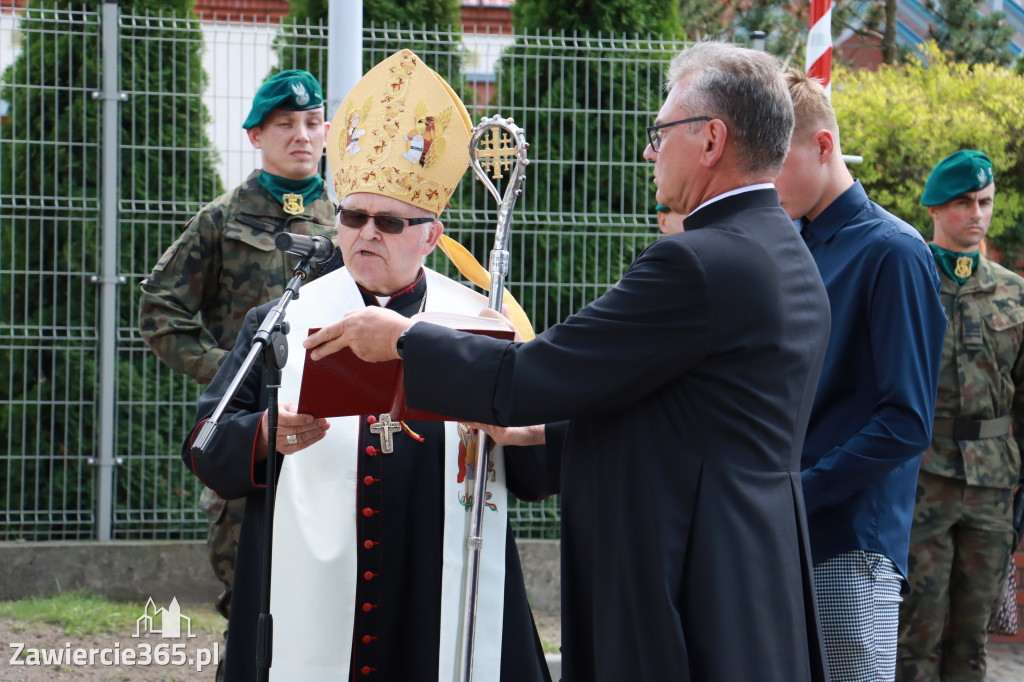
[361,665,375,675]
[363,571,376,581]
[362,507,376,517]
[363,540,377,549]
[365,446,378,456]
[362,602,375,613]
[363,476,377,486]
[361,634,375,644]
[366,415,378,424]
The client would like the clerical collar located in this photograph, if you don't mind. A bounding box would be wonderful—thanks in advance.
[357,269,427,315]
[930,243,979,286]
[257,171,323,215]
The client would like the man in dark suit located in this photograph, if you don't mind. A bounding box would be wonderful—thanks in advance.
[306,42,832,682]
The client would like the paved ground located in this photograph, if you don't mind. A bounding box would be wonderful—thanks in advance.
[536,618,1024,682]
[544,645,1024,682]
[988,642,1024,681]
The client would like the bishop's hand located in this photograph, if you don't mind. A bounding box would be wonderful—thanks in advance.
[256,402,329,460]
[304,306,412,363]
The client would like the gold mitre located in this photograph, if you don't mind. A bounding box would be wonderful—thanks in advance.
[327,50,472,217]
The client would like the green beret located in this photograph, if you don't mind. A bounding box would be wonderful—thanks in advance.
[921,149,994,206]
[655,203,670,213]
[243,70,324,130]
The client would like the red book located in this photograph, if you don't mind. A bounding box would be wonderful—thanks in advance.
[297,312,515,421]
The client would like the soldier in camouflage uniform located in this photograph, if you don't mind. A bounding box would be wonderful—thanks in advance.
[138,70,335,680]
[897,150,1024,682]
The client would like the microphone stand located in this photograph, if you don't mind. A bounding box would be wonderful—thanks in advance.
[190,257,315,682]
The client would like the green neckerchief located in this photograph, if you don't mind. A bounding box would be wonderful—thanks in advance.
[930,243,979,286]
[258,171,323,214]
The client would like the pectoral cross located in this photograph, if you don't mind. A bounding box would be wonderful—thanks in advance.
[370,413,402,454]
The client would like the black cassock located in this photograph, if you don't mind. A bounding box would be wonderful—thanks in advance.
[400,190,833,682]
[182,271,553,682]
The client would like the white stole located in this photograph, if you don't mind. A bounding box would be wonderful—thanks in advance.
[269,267,509,682]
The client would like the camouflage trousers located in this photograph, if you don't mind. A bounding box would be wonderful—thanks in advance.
[199,487,245,682]
[896,470,1014,682]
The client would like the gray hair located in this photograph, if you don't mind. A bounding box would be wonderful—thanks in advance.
[418,222,434,246]
[666,41,794,176]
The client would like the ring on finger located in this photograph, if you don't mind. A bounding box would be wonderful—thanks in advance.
[286,434,298,445]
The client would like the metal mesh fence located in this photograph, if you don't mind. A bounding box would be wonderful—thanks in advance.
[1,5,103,541]
[0,3,685,542]
[114,10,221,541]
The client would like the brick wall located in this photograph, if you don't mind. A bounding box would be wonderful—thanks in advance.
[195,0,289,22]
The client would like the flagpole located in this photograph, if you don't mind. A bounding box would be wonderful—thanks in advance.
[806,0,833,99]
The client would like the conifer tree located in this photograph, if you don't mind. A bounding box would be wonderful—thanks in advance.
[0,0,220,539]
[493,0,681,329]
[687,0,902,69]
[924,0,1015,66]
[272,0,463,87]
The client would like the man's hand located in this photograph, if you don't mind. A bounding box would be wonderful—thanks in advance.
[467,422,546,447]
[480,305,523,343]
[256,402,330,460]
[303,307,413,363]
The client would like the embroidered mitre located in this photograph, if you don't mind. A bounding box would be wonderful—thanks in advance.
[326,50,473,217]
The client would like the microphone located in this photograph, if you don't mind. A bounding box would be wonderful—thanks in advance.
[275,232,334,263]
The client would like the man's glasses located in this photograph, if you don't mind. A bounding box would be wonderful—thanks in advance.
[646,116,712,152]
[336,207,435,235]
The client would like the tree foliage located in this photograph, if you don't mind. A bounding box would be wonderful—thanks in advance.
[676,0,1016,68]
[673,0,899,66]
[923,0,1016,66]
[487,0,680,329]
[0,0,220,539]
[513,0,681,36]
[271,0,463,88]
[833,43,1024,253]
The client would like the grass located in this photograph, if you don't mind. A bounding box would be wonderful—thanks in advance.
[0,590,222,637]
[0,591,563,661]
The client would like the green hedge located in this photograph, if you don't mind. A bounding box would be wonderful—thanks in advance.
[833,43,1024,253]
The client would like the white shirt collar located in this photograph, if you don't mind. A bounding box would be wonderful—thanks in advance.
[690,183,775,218]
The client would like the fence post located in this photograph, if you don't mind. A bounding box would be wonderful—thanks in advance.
[90,0,127,542]
[326,0,362,201]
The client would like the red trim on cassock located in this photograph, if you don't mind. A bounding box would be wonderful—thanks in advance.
[252,411,269,488]
[355,268,425,304]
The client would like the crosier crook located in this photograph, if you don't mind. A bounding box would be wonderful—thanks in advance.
[458,116,529,682]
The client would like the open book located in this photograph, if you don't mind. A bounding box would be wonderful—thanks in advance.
[296,311,515,421]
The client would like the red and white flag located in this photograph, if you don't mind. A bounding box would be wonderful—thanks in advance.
[806,0,833,98]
